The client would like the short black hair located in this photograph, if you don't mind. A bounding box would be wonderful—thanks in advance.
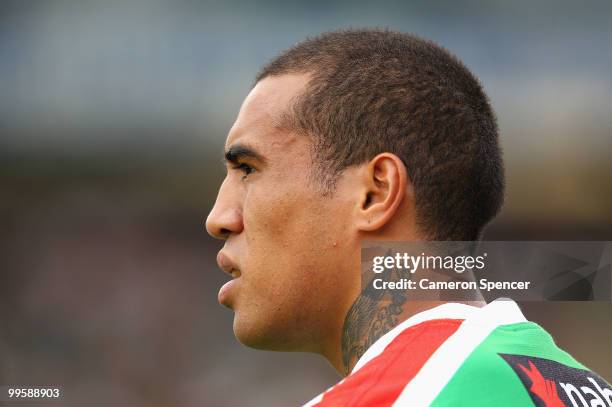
[256,28,504,241]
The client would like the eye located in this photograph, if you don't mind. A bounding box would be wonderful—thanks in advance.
[234,163,255,179]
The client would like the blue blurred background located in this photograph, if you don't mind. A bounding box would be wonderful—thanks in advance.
[1,1,611,406]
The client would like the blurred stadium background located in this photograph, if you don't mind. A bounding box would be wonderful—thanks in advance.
[0,0,610,406]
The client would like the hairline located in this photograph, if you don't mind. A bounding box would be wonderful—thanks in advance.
[256,70,349,195]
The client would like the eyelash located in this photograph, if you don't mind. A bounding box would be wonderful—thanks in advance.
[233,163,255,179]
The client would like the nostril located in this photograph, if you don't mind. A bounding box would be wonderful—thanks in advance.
[205,207,243,239]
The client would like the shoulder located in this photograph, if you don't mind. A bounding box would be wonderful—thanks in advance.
[429,322,546,406]
[304,310,611,407]
[431,321,612,407]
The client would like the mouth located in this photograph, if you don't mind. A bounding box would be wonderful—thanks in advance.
[217,251,241,278]
[216,251,242,307]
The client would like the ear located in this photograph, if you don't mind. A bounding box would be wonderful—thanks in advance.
[355,153,409,232]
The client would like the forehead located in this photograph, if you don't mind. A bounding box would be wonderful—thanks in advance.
[225,73,310,152]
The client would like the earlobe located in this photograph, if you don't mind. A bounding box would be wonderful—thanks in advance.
[356,153,408,232]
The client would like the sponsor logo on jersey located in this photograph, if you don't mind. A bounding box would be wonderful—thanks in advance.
[500,354,612,407]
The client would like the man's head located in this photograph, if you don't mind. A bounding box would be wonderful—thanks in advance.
[206,29,504,357]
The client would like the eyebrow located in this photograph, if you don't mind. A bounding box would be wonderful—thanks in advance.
[224,143,266,165]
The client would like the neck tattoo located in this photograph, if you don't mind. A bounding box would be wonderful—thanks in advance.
[340,272,407,375]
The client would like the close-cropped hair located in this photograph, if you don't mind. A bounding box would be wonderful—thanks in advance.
[257,28,504,241]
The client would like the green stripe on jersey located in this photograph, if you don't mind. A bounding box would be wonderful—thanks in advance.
[430,322,587,406]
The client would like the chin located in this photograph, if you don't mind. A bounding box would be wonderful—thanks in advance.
[232,313,301,352]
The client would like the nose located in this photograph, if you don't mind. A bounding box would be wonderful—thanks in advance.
[205,179,244,240]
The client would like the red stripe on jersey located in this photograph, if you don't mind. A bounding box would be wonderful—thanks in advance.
[315,319,463,407]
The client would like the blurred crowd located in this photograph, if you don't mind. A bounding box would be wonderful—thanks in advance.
[1,1,610,405]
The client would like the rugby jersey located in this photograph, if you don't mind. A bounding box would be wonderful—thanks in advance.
[303,299,611,407]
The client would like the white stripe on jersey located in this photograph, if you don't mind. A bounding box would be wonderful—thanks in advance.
[302,302,479,406]
[392,299,527,407]
[352,302,479,373]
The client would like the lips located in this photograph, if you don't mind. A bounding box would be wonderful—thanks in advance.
[217,251,241,276]
[217,251,242,307]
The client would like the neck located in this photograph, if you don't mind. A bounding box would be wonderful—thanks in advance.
[338,285,484,376]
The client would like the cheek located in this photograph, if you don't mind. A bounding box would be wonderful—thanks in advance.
[243,182,321,248]
[240,184,351,297]
[233,185,360,347]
